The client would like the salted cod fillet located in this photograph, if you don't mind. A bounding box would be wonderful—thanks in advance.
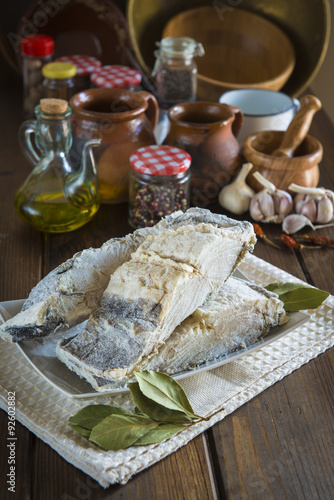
[0,211,184,342]
[57,210,256,381]
[67,277,287,391]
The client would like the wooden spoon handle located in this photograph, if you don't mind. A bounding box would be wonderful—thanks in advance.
[272,95,322,158]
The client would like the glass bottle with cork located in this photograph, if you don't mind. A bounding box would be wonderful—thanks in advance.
[129,144,191,228]
[15,98,101,233]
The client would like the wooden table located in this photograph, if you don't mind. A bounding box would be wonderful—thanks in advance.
[0,67,333,500]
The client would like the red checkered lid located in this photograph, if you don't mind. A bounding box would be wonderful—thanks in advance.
[91,65,142,88]
[130,145,191,176]
[56,55,102,76]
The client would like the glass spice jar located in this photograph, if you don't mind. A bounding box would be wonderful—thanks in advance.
[56,54,102,93]
[152,36,204,108]
[21,34,54,119]
[129,144,191,228]
[42,62,77,100]
[90,65,142,91]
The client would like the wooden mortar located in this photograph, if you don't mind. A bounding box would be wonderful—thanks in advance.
[243,130,323,191]
[243,94,323,191]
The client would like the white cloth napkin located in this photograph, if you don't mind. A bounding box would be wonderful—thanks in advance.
[0,254,333,487]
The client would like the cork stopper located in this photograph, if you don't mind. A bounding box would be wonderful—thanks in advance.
[40,98,68,114]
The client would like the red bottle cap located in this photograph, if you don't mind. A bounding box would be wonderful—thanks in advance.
[22,35,54,57]
[130,145,191,176]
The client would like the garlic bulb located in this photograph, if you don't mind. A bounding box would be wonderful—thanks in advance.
[289,184,334,224]
[249,172,293,223]
[218,163,255,215]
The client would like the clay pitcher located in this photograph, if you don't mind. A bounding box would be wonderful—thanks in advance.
[70,88,158,203]
[164,101,243,205]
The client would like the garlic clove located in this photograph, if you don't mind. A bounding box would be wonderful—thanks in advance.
[282,214,315,234]
[293,193,307,213]
[259,192,275,218]
[300,198,317,222]
[274,190,294,216]
[316,196,334,223]
[249,195,265,221]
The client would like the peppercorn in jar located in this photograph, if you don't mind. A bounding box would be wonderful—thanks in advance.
[129,145,191,228]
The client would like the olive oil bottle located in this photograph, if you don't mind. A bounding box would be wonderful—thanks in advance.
[15,98,101,233]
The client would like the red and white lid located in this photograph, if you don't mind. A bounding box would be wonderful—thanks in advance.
[130,145,191,176]
[56,55,102,76]
[91,65,142,88]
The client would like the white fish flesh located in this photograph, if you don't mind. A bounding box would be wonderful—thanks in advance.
[57,211,256,381]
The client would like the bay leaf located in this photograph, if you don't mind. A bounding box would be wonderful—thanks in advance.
[133,423,186,446]
[265,282,307,295]
[70,423,91,437]
[134,371,195,417]
[129,382,193,423]
[89,414,159,451]
[69,405,130,431]
[265,282,329,311]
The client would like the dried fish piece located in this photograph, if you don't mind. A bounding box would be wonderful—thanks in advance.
[67,277,287,391]
[0,212,183,343]
[57,211,256,382]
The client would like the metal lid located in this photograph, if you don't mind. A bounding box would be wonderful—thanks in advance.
[130,145,191,176]
[55,55,102,76]
[21,34,54,57]
[42,62,77,79]
[91,65,142,88]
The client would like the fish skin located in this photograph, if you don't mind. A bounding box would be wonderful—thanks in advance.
[57,211,256,382]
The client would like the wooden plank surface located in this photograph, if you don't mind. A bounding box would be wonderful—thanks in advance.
[0,65,333,499]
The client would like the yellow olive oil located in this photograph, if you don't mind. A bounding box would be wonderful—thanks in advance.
[15,188,99,233]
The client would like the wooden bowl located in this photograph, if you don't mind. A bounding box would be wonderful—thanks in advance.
[243,130,323,192]
[162,7,295,101]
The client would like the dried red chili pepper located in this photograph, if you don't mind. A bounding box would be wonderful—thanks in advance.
[300,234,334,247]
[281,234,302,249]
[252,223,280,249]
[281,234,321,250]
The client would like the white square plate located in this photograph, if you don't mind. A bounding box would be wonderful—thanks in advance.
[0,270,310,399]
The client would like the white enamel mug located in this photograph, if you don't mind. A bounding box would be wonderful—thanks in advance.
[219,89,300,144]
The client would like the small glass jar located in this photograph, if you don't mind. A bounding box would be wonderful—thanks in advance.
[129,145,191,228]
[90,64,142,90]
[153,37,204,108]
[21,34,54,119]
[56,54,102,93]
[42,62,77,100]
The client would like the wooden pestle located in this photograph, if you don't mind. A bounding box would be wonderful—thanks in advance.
[272,94,322,158]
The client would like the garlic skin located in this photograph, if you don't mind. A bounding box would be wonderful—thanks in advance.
[249,172,293,223]
[219,163,255,215]
[289,183,334,224]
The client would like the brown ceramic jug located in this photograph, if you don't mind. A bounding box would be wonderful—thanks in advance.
[164,101,243,205]
[70,88,158,203]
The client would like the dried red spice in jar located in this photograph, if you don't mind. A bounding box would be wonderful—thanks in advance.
[129,145,191,228]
